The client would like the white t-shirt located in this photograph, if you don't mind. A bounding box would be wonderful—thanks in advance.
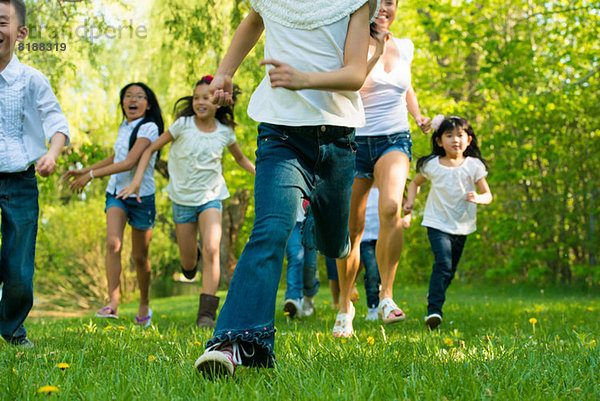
[167,116,236,206]
[106,118,159,197]
[247,14,365,127]
[421,156,488,235]
[357,38,414,136]
[362,187,380,242]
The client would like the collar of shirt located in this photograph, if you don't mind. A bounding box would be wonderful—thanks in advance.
[0,54,21,85]
[121,117,145,130]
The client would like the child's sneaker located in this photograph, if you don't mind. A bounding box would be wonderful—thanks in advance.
[302,297,315,317]
[425,313,442,330]
[195,342,242,378]
[365,307,378,321]
[283,298,303,318]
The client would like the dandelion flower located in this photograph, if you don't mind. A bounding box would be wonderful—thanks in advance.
[283,311,290,316]
[118,326,125,330]
[366,336,375,345]
[444,338,454,347]
[161,314,167,318]
[529,318,537,324]
[148,355,157,363]
[341,339,347,344]
[323,301,330,305]
[194,341,202,346]
[587,307,594,312]
[56,363,69,370]
[37,385,59,394]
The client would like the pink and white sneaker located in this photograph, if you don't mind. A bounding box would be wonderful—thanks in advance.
[195,342,254,378]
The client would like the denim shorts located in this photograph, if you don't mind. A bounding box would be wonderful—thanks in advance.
[172,199,222,224]
[355,131,412,179]
[105,192,156,230]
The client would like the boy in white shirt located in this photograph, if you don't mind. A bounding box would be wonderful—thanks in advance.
[0,0,69,347]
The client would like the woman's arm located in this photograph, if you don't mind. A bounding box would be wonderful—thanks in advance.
[260,3,370,92]
[406,85,431,134]
[404,173,427,214]
[228,142,256,175]
[466,177,493,205]
[365,31,390,76]
[117,131,174,201]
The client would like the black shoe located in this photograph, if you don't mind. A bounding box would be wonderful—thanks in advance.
[182,245,201,280]
[9,336,34,348]
[425,313,442,330]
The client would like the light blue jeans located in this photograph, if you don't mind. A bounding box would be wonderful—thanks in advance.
[206,123,356,367]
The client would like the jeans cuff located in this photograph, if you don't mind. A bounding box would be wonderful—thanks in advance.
[206,325,276,368]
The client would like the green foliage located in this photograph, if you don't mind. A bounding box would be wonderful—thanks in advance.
[1,285,599,399]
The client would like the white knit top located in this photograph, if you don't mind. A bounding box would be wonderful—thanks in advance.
[249,0,380,29]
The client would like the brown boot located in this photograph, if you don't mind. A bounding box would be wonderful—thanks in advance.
[196,293,220,328]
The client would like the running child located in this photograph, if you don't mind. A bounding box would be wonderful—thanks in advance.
[0,0,69,347]
[63,82,164,328]
[404,115,492,330]
[118,75,255,328]
[194,0,380,378]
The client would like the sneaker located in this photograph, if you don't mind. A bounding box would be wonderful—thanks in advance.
[9,336,34,348]
[283,298,303,319]
[195,342,255,379]
[365,307,378,321]
[302,297,315,317]
[425,313,442,330]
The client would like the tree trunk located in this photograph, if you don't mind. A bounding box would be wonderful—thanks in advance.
[219,189,251,287]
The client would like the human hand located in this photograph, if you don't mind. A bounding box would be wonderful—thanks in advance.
[402,212,412,229]
[373,29,391,55]
[416,115,432,134]
[67,172,91,194]
[209,74,234,106]
[35,152,59,177]
[117,182,141,203]
[259,59,309,90]
[403,200,414,215]
[466,191,480,204]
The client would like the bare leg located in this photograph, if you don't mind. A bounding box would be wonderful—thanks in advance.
[102,207,127,315]
[197,208,222,295]
[329,280,340,307]
[132,226,153,318]
[373,151,410,302]
[175,221,199,272]
[335,177,373,314]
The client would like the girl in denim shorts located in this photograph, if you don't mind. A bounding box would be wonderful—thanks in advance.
[335,0,433,336]
[118,76,255,328]
[64,82,164,327]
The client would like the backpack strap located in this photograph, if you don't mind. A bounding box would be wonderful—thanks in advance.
[128,118,147,151]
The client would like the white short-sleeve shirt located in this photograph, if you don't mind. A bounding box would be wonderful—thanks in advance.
[167,116,236,206]
[421,156,488,235]
[357,38,414,136]
[106,118,159,197]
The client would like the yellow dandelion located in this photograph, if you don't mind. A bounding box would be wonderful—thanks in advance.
[12,368,16,373]
[194,341,202,346]
[443,338,453,347]
[56,363,69,370]
[161,314,167,318]
[529,318,537,324]
[37,385,60,394]
[591,340,597,345]
[587,307,594,312]
[402,301,407,306]
[340,339,347,344]
[485,303,490,307]
[148,355,157,363]
[366,336,375,345]
[118,326,125,330]
[104,326,112,331]
[323,301,330,305]
[283,311,290,316]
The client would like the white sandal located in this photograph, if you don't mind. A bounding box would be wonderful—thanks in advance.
[332,303,355,338]
[378,298,405,324]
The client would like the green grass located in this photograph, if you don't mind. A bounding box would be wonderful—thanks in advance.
[1,284,599,400]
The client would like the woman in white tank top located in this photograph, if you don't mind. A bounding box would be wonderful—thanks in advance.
[336,0,432,331]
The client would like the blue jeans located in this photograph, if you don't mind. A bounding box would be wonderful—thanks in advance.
[360,240,381,309]
[285,222,319,300]
[207,123,356,367]
[105,192,156,230]
[426,227,467,317]
[172,199,222,224]
[0,166,39,343]
[325,257,338,281]
[355,132,412,179]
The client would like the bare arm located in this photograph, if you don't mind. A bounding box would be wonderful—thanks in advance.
[261,3,370,92]
[117,131,174,201]
[406,85,431,134]
[210,8,265,105]
[466,177,493,205]
[36,132,67,177]
[404,173,427,214]
[365,31,390,76]
[228,142,256,175]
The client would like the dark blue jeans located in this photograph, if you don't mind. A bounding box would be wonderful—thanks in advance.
[360,240,381,309]
[285,222,319,300]
[207,123,356,367]
[0,166,39,343]
[426,227,467,317]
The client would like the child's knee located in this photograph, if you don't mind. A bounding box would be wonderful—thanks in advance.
[106,236,122,254]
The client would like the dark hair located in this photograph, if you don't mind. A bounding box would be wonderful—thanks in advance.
[118,82,164,152]
[173,75,240,129]
[416,116,488,172]
[2,0,26,25]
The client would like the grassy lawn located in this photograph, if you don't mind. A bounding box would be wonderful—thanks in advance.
[1,284,598,400]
